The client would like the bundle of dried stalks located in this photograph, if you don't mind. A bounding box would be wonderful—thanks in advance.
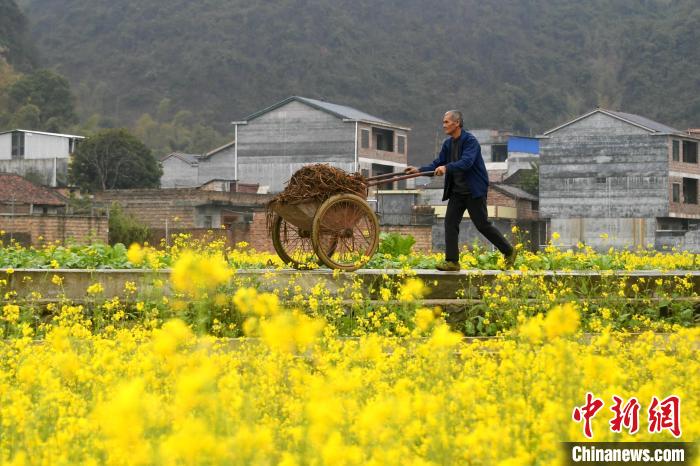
[266,164,367,232]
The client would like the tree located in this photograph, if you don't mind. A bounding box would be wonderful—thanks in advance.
[69,128,162,192]
[6,69,77,131]
[9,103,40,128]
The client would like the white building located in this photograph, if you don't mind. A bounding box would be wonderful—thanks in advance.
[0,129,84,187]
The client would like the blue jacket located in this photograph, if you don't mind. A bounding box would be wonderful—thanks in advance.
[419,129,489,201]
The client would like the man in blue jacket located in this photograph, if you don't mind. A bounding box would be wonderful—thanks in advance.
[405,110,516,271]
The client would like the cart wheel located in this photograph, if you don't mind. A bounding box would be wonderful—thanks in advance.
[312,194,379,271]
[271,214,317,269]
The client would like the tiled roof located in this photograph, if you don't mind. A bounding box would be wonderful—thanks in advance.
[544,109,681,136]
[604,110,679,134]
[161,152,200,165]
[296,97,392,125]
[492,183,538,201]
[241,96,407,129]
[0,173,67,206]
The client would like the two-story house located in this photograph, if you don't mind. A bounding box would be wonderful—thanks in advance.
[0,129,84,187]
[539,108,700,249]
[231,96,409,192]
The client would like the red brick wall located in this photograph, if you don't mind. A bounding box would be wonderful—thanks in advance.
[516,198,539,220]
[95,188,273,229]
[380,225,433,252]
[487,187,517,208]
[669,174,700,218]
[668,136,700,218]
[248,211,275,252]
[0,214,108,246]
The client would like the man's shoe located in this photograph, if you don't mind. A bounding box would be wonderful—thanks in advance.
[436,261,461,271]
[505,249,518,269]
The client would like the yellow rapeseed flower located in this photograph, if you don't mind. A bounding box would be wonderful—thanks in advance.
[170,250,232,296]
[86,282,104,295]
[398,278,426,302]
[543,303,580,339]
[127,243,146,265]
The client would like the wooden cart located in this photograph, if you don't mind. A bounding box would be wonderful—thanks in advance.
[270,170,432,271]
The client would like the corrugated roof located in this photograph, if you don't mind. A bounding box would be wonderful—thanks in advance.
[492,183,538,201]
[240,96,406,129]
[0,129,84,139]
[0,173,67,206]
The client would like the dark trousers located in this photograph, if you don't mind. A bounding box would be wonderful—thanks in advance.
[444,194,513,262]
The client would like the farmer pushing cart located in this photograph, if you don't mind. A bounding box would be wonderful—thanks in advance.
[405,110,517,271]
[266,164,430,272]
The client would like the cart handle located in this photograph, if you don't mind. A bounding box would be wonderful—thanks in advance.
[367,170,435,187]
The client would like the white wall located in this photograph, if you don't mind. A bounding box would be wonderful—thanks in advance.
[24,133,72,159]
[0,132,73,160]
[0,133,11,160]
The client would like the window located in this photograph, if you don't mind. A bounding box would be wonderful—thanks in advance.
[361,129,370,149]
[11,132,25,160]
[203,215,213,228]
[672,140,680,162]
[491,144,508,162]
[596,177,607,184]
[373,128,394,152]
[397,135,406,154]
[683,178,697,204]
[672,183,680,203]
[683,140,698,164]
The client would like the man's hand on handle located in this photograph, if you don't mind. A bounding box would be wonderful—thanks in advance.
[434,166,446,176]
[404,166,419,175]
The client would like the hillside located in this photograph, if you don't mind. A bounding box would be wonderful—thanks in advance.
[0,0,35,70]
[17,0,700,163]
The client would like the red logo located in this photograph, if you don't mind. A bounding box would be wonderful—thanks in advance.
[648,395,682,438]
[572,393,682,438]
[572,392,605,438]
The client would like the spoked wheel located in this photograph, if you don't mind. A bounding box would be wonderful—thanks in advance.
[312,194,379,271]
[271,214,317,269]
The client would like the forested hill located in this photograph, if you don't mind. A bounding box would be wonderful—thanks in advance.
[0,0,35,69]
[16,0,700,163]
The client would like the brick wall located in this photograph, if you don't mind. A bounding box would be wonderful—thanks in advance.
[516,198,539,220]
[0,214,108,246]
[669,174,700,218]
[95,188,273,229]
[248,211,275,252]
[487,187,517,208]
[380,225,433,252]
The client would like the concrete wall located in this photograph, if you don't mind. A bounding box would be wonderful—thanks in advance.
[197,145,236,185]
[550,217,655,249]
[540,113,670,219]
[432,218,516,254]
[237,100,356,192]
[0,158,68,187]
[656,228,700,252]
[160,157,199,188]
